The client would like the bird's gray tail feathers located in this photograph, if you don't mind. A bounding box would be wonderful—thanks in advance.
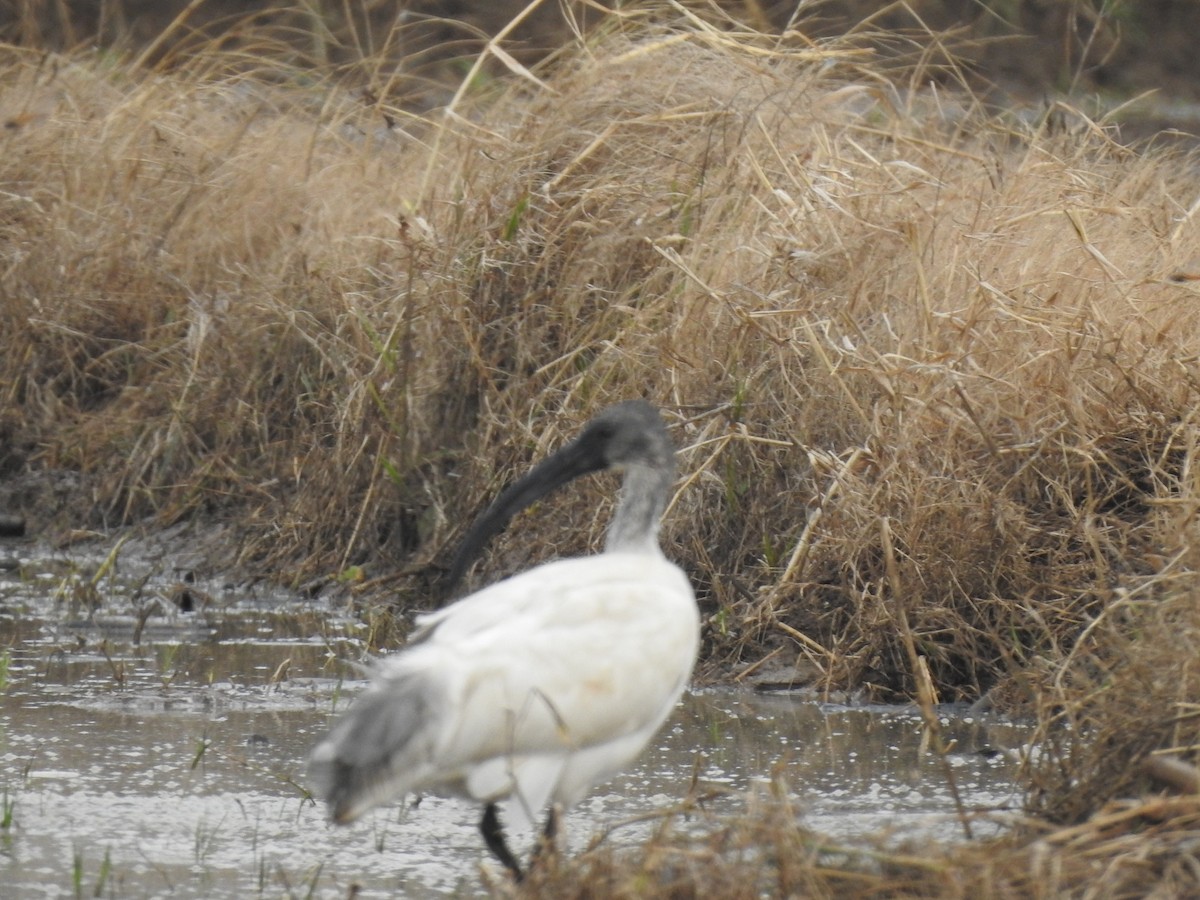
[308,673,434,824]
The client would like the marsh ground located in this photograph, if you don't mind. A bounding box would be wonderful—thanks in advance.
[4,2,1200,896]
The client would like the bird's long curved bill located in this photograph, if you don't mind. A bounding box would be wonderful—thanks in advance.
[447,435,607,588]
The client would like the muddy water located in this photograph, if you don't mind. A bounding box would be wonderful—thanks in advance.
[0,541,1028,898]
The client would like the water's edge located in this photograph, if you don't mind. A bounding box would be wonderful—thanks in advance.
[0,539,1028,898]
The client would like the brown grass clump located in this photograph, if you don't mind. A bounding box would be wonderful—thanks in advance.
[0,30,519,577]
[5,6,1200,689]
[514,789,1200,898]
[407,12,1200,710]
[1020,570,1200,824]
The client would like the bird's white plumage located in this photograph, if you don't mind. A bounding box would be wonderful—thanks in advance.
[313,550,697,831]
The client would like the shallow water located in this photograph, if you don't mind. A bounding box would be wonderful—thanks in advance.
[0,539,1028,898]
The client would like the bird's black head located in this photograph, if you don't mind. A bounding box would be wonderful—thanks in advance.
[578,400,673,474]
[444,401,674,592]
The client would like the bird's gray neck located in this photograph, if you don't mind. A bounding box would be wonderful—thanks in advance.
[605,463,672,554]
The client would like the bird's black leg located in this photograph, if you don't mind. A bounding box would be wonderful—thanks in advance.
[480,803,524,881]
[528,804,560,871]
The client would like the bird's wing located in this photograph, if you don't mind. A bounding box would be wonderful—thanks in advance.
[409,553,700,765]
[312,552,698,825]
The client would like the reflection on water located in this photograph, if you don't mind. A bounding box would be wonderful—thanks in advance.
[0,542,1028,898]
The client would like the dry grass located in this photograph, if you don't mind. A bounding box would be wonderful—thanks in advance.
[5,4,1200,889]
[512,789,1200,898]
[1020,570,1200,823]
[1,1,1197,681]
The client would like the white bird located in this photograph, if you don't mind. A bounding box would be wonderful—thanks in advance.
[308,401,700,880]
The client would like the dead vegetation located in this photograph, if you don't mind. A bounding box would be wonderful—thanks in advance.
[510,790,1200,898]
[4,2,1200,894]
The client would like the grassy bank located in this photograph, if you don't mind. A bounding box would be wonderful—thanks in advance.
[3,4,1200,894]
